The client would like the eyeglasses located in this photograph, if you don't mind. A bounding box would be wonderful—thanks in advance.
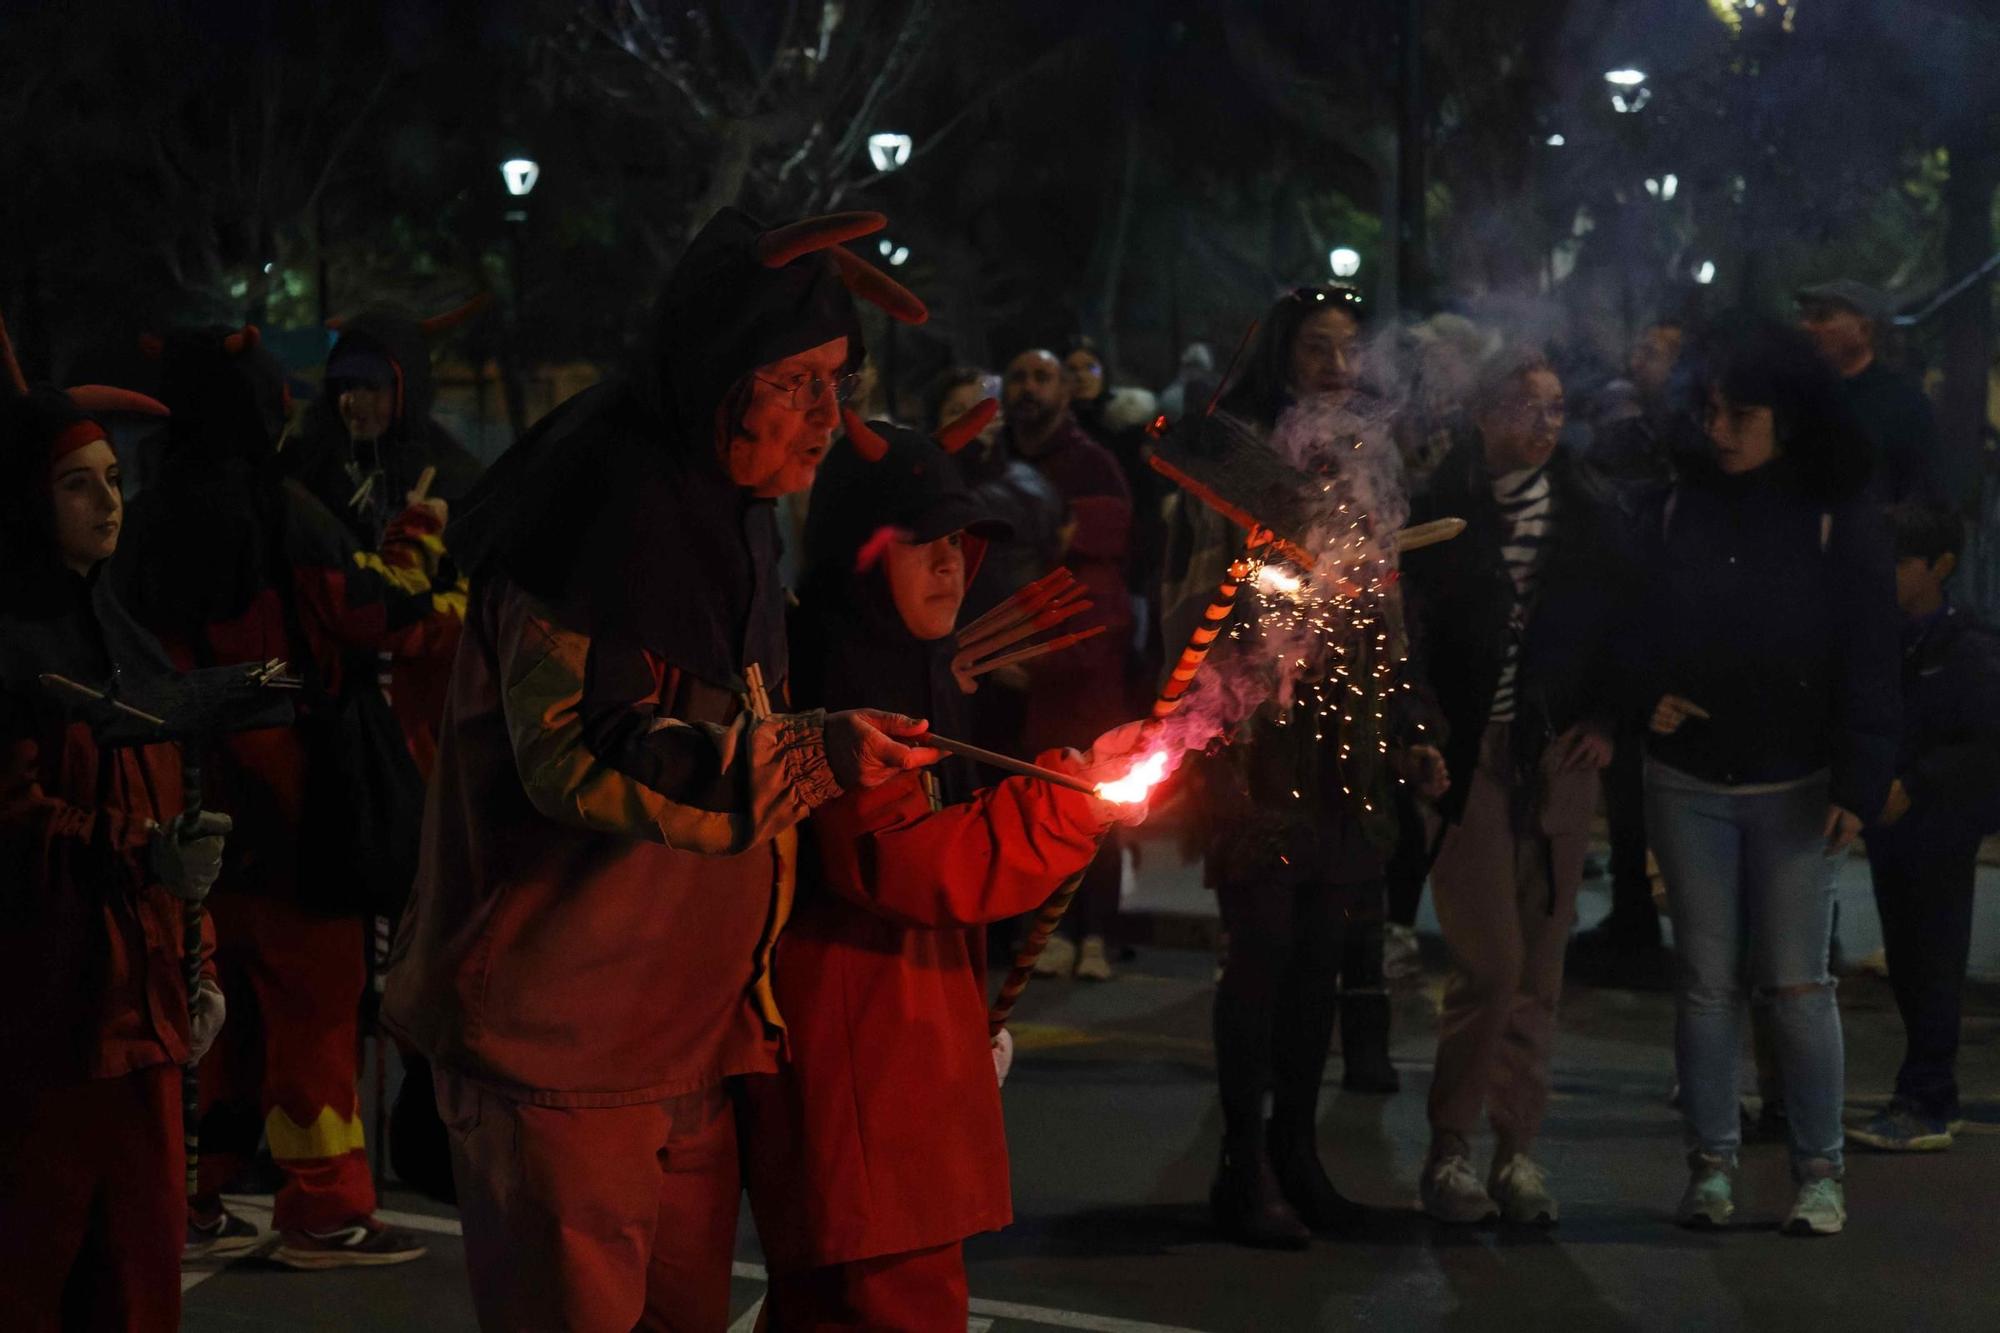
[754,370,863,411]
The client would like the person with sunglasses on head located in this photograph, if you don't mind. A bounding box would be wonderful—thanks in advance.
[1163,285,1444,1248]
[381,209,944,1332]
[1399,344,1631,1228]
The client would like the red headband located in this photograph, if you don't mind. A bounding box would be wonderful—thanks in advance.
[50,418,108,464]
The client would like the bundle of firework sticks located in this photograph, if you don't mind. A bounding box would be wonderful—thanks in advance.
[951,568,1107,692]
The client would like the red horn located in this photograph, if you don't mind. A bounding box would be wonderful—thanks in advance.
[840,406,889,462]
[755,212,886,269]
[418,292,493,337]
[829,247,927,325]
[222,323,260,355]
[933,397,996,454]
[0,305,26,396]
[65,385,170,418]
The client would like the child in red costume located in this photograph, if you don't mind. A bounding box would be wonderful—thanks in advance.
[742,412,1154,1330]
[0,345,232,1331]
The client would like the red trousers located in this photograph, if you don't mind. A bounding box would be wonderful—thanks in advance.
[763,1242,969,1332]
[436,1069,741,1333]
[195,892,375,1232]
[0,1066,183,1333]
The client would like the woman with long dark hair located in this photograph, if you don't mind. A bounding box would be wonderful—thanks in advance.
[1641,314,1899,1236]
[1162,286,1444,1247]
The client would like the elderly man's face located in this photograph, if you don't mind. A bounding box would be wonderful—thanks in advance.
[1003,350,1069,436]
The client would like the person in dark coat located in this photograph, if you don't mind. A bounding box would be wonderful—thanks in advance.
[0,333,231,1332]
[381,208,944,1331]
[1796,280,1938,504]
[113,325,453,1268]
[1849,500,2000,1153]
[743,411,1151,1330]
[1639,314,1899,1237]
[1163,286,1446,1249]
[1400,347,1627,1227]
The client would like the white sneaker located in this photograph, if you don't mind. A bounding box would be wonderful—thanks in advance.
[1783,1175,1846,1237]
[1489,1154,1558,1226]
[1075,935,1115,981]
[1677,1152,1735,1229]
[1420,1153,1498,1224]
[1033,934,1077,978]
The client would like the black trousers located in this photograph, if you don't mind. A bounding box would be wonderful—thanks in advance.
[1599,717,1660,943]
[1214,876,1384,1143]
[1868,837,1981,1119]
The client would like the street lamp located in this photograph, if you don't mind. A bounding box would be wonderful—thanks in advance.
[877,238,911,267]
[867,132,912,172]
[1693,259,1717,285]
[1605,67,1651,113]
[1545,133,1567,147]
[1328,247,1361,278]
[500,158,540,198]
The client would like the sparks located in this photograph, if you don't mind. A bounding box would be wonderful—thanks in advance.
[1096,751,1169,804]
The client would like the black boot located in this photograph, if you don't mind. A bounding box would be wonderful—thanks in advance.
[1267,1120,1366,1231]
[1339,992,1401,1094]
[1210,1139,1311,1249]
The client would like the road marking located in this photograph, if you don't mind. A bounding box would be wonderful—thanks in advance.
[189,1201,1212,1332]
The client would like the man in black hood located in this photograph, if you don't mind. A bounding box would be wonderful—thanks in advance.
[284,301,487,546]
[382,207,945,1330]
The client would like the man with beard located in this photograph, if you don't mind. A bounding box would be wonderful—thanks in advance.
[382,208,941,1331]
[999,347,1132,980]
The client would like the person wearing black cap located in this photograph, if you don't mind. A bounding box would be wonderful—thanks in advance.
[1797,279,1939,503]
[0,324,231,1331]
[381,208,944,1331]
[742,408,1153,1330]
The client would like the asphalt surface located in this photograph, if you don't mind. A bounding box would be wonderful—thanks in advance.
[183,851,2000,1332]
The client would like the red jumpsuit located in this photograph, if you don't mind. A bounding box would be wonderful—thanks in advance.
[741,760,1111,1330]
[1,584,210,1333]
[146,490,456,1234]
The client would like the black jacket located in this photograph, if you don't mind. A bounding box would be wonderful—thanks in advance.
[1402,435,1630,824]
[1868,604,2000,861]
[1637,462,1900,817]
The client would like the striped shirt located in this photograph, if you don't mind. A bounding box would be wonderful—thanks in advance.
[1488,465,1554,722]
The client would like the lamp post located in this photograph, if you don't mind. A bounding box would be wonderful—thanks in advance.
[498,157,539,440]
[1328,247,1361,279]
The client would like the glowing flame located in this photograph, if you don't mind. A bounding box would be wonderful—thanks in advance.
[1096,751,1169,804]
[1255,564,1305,598]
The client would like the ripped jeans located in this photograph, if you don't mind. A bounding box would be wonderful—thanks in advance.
[1646,761,1844,1178]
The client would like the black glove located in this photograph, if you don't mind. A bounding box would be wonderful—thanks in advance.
[148,810,234,902]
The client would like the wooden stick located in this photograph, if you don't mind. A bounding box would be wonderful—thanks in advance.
[922,732,1097,796]
[409,464,437,502]
[1393,516,1466,553]
[957,569,1073,642]
[952,595,1093,666]
[959,624,1108,678]
[38,673,168,727]
[955,578,1079,653]
[956,584,1089,656]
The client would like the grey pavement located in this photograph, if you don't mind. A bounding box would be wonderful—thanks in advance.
[183,834,2000,1332]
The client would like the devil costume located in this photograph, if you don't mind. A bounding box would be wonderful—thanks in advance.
[0,359,205,1331]
[111,327,454,1260]
[381,208,928,1331]
[741,414,1128,1329]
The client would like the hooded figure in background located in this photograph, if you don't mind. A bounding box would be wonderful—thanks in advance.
[382,207,946,1332]
[285,301,486,546]
[0,321,229,1333]
[113,326,455,1269]
[743,412,1152,1330]
[283,301,486,775]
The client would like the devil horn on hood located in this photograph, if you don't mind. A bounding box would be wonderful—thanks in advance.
[66,385,170,418]
[828,246,927,325]
[933,397,996,454]
[0,305,26,397]
[755,211,887,269]
[840,406,890,462]
[418,292,493,337]
[222,324,262,355]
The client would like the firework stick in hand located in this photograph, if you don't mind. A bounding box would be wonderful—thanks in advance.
[957,568,1075,643]
[1154,536,1261,719]
[989,869,1087,1036]
[960,624,1109,680]
[953,589,1091,663]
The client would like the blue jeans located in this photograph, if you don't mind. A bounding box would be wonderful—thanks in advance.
[1646,763,1844,1177]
